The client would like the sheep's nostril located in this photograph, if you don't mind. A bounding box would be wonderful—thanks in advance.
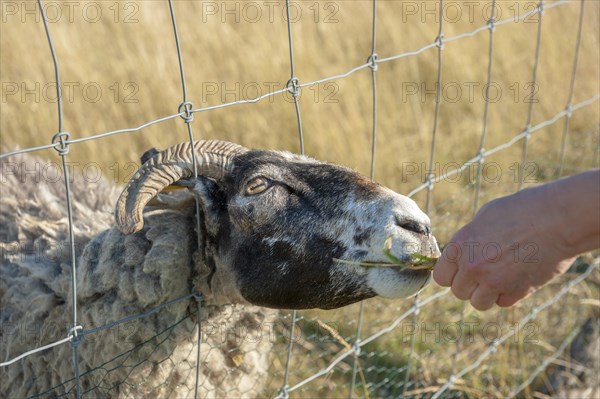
[396,217,430,236]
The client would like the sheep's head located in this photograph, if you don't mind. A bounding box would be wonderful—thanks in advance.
[116,140,440,310]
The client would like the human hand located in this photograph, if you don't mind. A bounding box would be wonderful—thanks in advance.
[433,183,577,310]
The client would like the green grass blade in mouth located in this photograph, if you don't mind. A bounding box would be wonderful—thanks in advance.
[333,255,437,271]
[384,237,404,264]
[334,236,438,270]
[410,253,439,265]
[333,259,404,267]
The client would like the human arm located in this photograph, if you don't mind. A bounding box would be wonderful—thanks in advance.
[433,169,600,310]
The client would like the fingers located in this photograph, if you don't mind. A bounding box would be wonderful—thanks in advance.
[450,270,478,300]
[434,242,479,299]
[433,234,516,311]
[434,244,499,310]
[497,289,531,308]
[471,285,499,311]
[496,294,519,308]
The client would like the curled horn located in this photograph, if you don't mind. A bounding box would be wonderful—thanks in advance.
[116,140,248,235]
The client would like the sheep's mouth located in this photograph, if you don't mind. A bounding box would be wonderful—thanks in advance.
[332,256,437,272]
[334,237,438,272]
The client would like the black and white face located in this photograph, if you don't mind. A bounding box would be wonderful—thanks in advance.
[197,150,439,310]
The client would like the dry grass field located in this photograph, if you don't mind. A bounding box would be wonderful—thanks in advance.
[1,0,599,397]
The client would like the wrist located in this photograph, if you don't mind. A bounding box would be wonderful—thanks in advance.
[547,170,600,256]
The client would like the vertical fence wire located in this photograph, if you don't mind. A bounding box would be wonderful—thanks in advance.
[367,0,378,183]
[403,1,445,394]
[38,1,62,132]
[348,307,365,399]
[285,0,304,154]
[431,260,598,399]
[349,304,365,399]
[449,0,499,380]
[518,0,544,191]
[167,0,202,250]
[508,324,582,398]
[0,0,582,162]
[348,1,378,397]
[557,0,585,178]
[401,298,420,396]
[280,310,296,399]
[166,2,203,397]
[424,0,445,214]
[472,0,497,214]
[1,1,598,397]
[279,1,305,396]
[193,293,203,399]
[37,1,82,397]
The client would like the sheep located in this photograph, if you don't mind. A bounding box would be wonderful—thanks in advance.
[0,140,440,398]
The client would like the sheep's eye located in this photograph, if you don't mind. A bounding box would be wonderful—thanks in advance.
[245,177,272,196]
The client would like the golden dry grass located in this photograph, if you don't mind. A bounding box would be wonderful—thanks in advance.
[1,0,599,397]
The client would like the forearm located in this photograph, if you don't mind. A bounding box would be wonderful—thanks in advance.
[546,169,600,256]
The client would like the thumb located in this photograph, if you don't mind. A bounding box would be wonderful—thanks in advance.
[432,246,459,287]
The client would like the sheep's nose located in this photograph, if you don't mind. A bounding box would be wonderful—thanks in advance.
[395,216,431,236]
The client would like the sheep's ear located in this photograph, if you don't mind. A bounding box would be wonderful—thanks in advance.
[190,177,228,236]
[140,147,160,164]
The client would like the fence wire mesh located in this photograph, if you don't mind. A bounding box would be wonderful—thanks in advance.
[1,0,599,398]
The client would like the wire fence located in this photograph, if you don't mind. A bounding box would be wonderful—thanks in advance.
[1,0,599,398]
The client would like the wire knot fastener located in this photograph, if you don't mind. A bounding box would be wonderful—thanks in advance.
[425,175,434,192]
[529,306,539,318]
[489,339,499,353]
[435,34,445,50]
[277,385,290,399]
[367,53,378,71]
[412,301,421,316]
[565,103,573,118]
[523,124,532,141]
[286,77,300,99]
[352,339,362,356]
[178,101,194,124]
[487,17,496,33]
[192,292,204,303]
[52,132,71,156]
[68,325,84,346]
[477,149,485,165]
[536,2,544,16]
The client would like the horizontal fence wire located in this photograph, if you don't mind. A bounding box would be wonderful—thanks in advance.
[273,259,598,399]
[407,94,600,198]
[508,325,582,398]
[4,253,597,391]
[1,0,598,397]
[431,258,599,399]
[274,288,453,398]
[31,310,198,399]
[0,0,577,161]
[0,292,197,368]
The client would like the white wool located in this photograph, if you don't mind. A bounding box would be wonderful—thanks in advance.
[0,154,277,398]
